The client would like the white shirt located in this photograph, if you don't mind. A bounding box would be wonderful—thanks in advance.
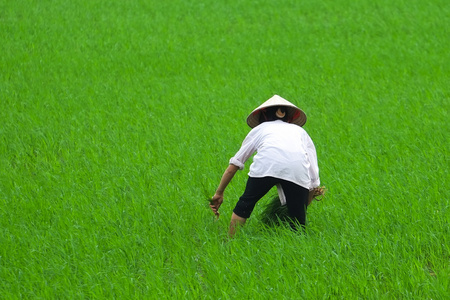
[229,120,320,190]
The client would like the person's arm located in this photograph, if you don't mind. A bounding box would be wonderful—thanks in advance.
[308,190,315,206]
[303,132,320,188]
[303,133,323,206]
[210,164,239,215]
[209,128,258,215]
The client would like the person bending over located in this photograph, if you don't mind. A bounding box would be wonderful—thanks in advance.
[210,95,322,237]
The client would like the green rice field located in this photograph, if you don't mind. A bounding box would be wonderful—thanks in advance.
[1,0,449,298]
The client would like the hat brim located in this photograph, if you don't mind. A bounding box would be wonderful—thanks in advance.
[246,96,307,128]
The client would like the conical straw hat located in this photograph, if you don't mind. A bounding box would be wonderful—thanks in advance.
[246,95,307,128]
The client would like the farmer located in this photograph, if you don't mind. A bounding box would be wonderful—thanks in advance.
[210,95,321,237]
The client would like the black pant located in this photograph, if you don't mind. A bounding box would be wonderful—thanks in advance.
[233,176,309,227]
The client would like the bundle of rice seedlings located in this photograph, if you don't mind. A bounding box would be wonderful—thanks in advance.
[260,187,326,226]
[311,186,326,201]
[207,197,220,219]
[260,196,290,226]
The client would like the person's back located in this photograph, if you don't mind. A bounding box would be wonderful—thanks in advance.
[250,120,313,189]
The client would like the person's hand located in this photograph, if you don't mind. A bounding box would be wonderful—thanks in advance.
[209,193,224,217]
[312,186,326,199]
[308,186,326,206]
